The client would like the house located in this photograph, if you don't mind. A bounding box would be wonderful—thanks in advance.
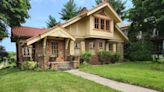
[11,1,128,70]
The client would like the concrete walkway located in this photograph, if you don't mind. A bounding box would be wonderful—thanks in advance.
[66,70,158,92]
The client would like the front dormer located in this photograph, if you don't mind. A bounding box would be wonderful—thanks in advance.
[88,10,114,39]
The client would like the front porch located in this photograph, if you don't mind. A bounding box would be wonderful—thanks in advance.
[21,26,79,70]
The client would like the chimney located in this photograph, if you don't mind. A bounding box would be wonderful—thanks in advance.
[79,7,88,15]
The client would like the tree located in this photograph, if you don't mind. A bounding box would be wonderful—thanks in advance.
[60,0,80,20]
[128,0,164,38]
[0,0,31,41]
[125,0,164,61]
[95,0,126,19]
[0,45,8,61]
[46,16,57,28]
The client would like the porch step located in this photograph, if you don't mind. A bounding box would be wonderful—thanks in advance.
[57,62,72,70]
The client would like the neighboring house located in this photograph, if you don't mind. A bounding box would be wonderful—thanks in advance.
[11,2,128,69]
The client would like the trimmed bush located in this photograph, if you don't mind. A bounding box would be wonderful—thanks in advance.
[80,51,92,64]
[98,51,111,64]
[98,51,120,64]
[21,61,37,70]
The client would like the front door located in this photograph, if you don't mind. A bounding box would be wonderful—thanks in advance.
[50,40,65,62]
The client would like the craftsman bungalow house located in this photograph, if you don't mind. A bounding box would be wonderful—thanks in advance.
[11,2,128,69]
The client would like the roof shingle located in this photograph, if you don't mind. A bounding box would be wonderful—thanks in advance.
[12,26,47,37]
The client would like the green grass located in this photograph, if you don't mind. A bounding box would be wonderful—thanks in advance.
[80,62,164,91]
[0,68,117,92]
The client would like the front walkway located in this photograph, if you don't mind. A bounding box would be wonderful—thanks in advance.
[66,70,158,92]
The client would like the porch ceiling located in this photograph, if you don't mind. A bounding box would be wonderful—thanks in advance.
[25,25,75,45]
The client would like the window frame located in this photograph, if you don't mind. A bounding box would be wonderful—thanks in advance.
[106,20,110,31]
[94,17,99,29]
[99,42,103,49]
[51,42,58,56]
[94,17,111,32]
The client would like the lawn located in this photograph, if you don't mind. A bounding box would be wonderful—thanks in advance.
[0,68,117,92]
[80,62,164,91]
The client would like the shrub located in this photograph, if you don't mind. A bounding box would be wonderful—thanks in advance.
[111,53,121,63]
[98,51,121,64]
[98,51,111,64]
[125,41,154,61]
[80,51,92,64]
[21,61,37,70]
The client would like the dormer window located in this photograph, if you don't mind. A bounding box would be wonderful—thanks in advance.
[94,17,111,32]
[101,19,105,30]
[106,20,110,31]
[95,18,99,29]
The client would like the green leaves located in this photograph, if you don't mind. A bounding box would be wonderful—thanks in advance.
[95,0,126,19]
[0,0,31,41]
[60,0,80,20]
[46,16,57,28]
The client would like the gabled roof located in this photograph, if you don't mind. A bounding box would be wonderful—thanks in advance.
[12,26,46,37]
[62,2,122,27]
[25,25,75,45]
[115,25,129,41]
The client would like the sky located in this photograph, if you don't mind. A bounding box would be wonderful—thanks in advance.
[0,0,133,52]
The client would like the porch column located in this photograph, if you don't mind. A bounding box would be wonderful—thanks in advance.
[80,41,85,54]
[43,37,47,55]
[106,42,109,51]
[42,37,48,69]
[70,40,75,55]
[112,43,117,53]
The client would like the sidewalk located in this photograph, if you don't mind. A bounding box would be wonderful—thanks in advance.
[66,70,158,92]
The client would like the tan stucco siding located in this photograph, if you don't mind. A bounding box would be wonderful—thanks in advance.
[65,17,90,38]
[113,28,125,42]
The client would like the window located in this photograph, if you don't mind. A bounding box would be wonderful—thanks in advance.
[51,42,58,56]
[89,42,94,49]
[94,18,99,29]
[109,43,113,51]
[94,17,110,31]
[101,19,105,30]
[75,42,80,49]
[23,47,30,56]
[106,20,110,31]
[99,42,103,49]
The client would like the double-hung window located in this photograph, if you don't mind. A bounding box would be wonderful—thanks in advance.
[94,18,99,29]
[106,20,110,31]
[101,19,105,30]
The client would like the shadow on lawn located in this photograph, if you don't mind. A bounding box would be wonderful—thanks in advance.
[0,67,20,76]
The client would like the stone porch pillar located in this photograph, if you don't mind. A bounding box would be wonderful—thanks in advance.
[42,37,48,69]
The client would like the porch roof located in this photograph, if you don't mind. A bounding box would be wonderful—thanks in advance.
[25,25,75,45]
